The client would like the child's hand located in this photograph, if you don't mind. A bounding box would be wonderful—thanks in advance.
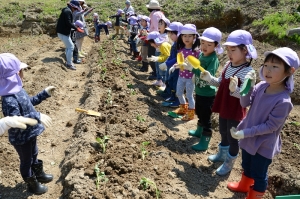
[169,66,176,74]
[40,113,52,128]
[45,86,56,96]
[159,63,167,71]
[147,56,158,62]
[200,70,212,82]
[245,70,256,87]
[230,127,244,139]
[183,61,193,71]
[229,76,238,92]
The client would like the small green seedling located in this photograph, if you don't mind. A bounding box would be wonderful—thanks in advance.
[94,163,108,190]
[294,143,300,150]
[140,177,160,199]
[141,141,150,160]
[121,73,126,79]
[130,88,137,95]
[136,114,145,122]
[105,88,113,105]
[127,83,133,89]
[289,121,300,126]
[96,136,110,153]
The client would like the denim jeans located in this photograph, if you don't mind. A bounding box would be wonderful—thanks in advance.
[57,33,74,65]
[242,149,272,192]
[155,51,165,81]
[94,24,100,36]
[13,137,39,179]
[131,38,138,52]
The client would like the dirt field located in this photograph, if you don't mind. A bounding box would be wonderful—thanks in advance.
[0,30,300,199]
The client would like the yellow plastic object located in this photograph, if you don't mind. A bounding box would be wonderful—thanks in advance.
[186,55,205,72]
[177,52,184,71]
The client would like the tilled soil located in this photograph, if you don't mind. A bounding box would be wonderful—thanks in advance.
[0,32,299,199]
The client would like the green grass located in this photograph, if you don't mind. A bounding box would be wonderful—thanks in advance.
[252,11,300,44]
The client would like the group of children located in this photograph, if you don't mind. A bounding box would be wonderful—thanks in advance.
[101,6,300,198]
[0,1,300,198]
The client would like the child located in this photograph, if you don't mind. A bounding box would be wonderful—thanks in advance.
[159,22,183,108]
[183,27,223,150]
[93,13,100,42]
[128,16,140,59]
[0,53,55,195]
[110,9,125,38]
[137,15,150,72]
[172,24,201,121]
[200,30,257,175]
[146,31,171,83]
[227,47,299,198]
[151,17,170,87]
[96,21,112,42]
[73,5,94,58]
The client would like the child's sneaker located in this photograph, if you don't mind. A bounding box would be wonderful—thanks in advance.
[66,63,76,70]
[78,52,85,58]
[152,80,163,86]
[80,51,88,56]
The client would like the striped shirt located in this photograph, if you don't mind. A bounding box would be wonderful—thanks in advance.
[210,62,253,98]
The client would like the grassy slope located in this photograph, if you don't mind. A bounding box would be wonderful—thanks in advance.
[1,0,299,43]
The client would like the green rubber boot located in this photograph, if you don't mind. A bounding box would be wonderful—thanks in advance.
[188,126,203,138]
[191,136,211,151]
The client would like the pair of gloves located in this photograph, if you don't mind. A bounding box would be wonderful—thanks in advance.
[0,114,52,136]
[147,56,159,63]
[0,86,56,135]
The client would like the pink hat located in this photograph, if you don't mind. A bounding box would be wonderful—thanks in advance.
[200,27,223,54]
[147,31,160,40]
[0,53,24,96]
[259,47,300,93]
[75,20,84,29]
[223,30,257,59]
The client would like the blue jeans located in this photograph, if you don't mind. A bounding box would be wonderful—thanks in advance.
[13,137,39,180]
[131,38,138,52]
[57,33,74,65]
[242,149,272,192]
[94,24,100,36]
[155,51,166,81]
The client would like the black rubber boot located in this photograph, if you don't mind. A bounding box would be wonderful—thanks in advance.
[31,160,53,183]
[25,175,48,195]
[140,61,149,72]
[148,62,157,80]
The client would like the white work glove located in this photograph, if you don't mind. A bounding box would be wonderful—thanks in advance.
[183,61,193,71]
[147,56,159,62]
[0,116,38,135]
[45,86,56,96]
[229,76,238,93]
[159,63,167,71]
[245,70,256,87]
[230,127,244,139]
[136,37,141,44]
[200,70,213,82]
[40,113,52,128]
[169,66,176,75]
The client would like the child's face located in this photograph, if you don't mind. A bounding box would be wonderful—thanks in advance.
[18,69,24,81]
[226,46,247,65]
[182,34,195,47]
[201,40,216,56]
[158,21,166,33]
[262,60,291,85]
[140,19,147,27]
[168,32,178,42]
